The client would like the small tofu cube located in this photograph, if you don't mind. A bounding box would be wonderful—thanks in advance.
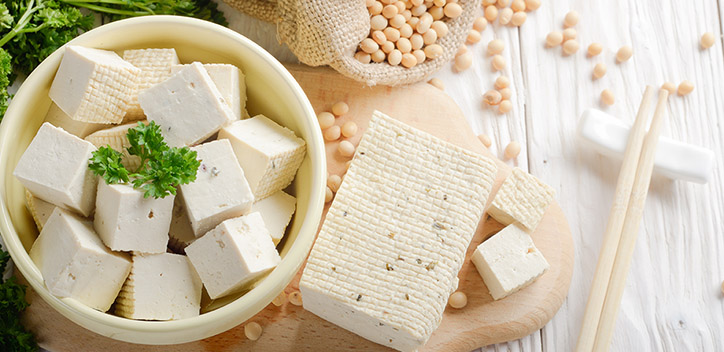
[139,62,235,147]
[93,182,173,254]
[122,48,180,121]
[251,190,296,245]
[43,102,106,138]
[14,123,99,217]
[167,196,196,253]
[185,212,280,299]
[49,46,140,124]
[29,208,132,312]
[115,253,202,320]
[471,223,549,300]
[218,115,306,199]
[487,168,555,231]
[172,63,246,120]
[84,122,145,170]
[25,190,57,232]
[180,139,254,236]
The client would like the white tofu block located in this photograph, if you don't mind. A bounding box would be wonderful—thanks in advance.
[29,208,131,312]
[487,168,555,231]
[122,48,180,121]
[13,123,98,217]
[218,115,306,199]
[84,121,145,170]
[25,190,57,232]
[167,196,196,253]
[185,212,280,299]
[115,253,202,320]
[93,182,173,254]
[471,223,549,300]
[251,190,296,245]
[49,46,140,124]
[43,102,106,138]
[171,63,246,120]
[139,62,235,147]
[299,111,498,352]
[181,139,254,236]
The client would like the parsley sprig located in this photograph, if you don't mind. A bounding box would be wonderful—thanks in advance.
[89,121,200,199]
[0,244,37,352]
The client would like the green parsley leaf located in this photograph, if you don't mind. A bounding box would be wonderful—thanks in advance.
[0,244,38,352]
[126,121,168,170]
[88,146,130,184]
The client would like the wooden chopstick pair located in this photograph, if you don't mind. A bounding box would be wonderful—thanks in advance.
[575,86,670,352]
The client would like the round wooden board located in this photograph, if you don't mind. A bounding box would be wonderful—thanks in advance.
[20,65,574,352]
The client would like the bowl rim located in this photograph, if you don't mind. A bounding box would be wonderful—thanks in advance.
[0,15,325,339]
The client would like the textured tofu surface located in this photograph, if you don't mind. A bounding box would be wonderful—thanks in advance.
[218,115,306,199]
[122,48,180,121]
[185,212,281,299]
[25,190,57,232]
[115,253,202,320]
[251,190,296,245]
[13,123,98,217]
[487,168,555,231]
[471,223,549,300]
[299,111,497,352]
[139,62,235,147]
[29,208,131,312]
[180,139,254,236]
[49,46,139,124]
[84,121,145,170]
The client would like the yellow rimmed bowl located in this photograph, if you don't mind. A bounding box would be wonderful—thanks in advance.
[0,16,325,345]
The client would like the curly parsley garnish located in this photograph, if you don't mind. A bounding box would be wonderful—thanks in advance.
[89,121,200,199]
[0,244,38,352]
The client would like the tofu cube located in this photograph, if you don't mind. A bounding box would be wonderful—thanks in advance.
[115,253,202,320]
[43,102,106,138]
[167,196,196,253]
[139,62,235,147]
[251,190,296,245]
[49,46,140,124]
[84,122,145,170]
[487,168,555,231]
[180,139,254,236]
[122,48,180,121]
[25,190,57,232]
[93,182,173,254]
[218,115,306,199]
[29,208,132,312]
[14,123,99,217]
[185,212,280,299]
[471,223,549,300]
[171,63,246,120]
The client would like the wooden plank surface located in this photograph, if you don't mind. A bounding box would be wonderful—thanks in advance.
[216,0,724,351]
[21,65,573,352]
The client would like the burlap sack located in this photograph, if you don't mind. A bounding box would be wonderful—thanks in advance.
[224,0,481,86]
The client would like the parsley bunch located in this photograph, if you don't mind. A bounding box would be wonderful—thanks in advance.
[89,121,200,199]
[0,244,37,352]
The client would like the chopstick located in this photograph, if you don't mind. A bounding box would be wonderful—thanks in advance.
[575,86,655,352]
[575,87,671,352]
[591,89,669,351]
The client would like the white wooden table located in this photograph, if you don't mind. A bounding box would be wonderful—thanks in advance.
[217,0,724,350]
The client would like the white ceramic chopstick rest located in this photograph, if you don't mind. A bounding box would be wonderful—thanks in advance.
[577,108,715,184]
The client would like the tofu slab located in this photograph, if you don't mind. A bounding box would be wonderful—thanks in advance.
[49,46,140,124]
[115,253,202,320]
[487,167,555,231]
[171,63,246,120]
[93,182,173,254]
[122,48,180,121]
[25,190,57,232]
[180,139,254,236]
[43,102,106,138]
[29,208,131,312]
[139,62,235,147]
[299,111,498,352]
[185,212,280,299]
[471,223,549,300]
[218,115,306,199]
[14,123,98,217]
[251,190,296,245]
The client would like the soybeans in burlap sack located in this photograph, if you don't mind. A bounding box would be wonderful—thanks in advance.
[224,0,481,86]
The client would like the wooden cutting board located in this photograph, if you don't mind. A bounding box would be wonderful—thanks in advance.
[21,65,574,352]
